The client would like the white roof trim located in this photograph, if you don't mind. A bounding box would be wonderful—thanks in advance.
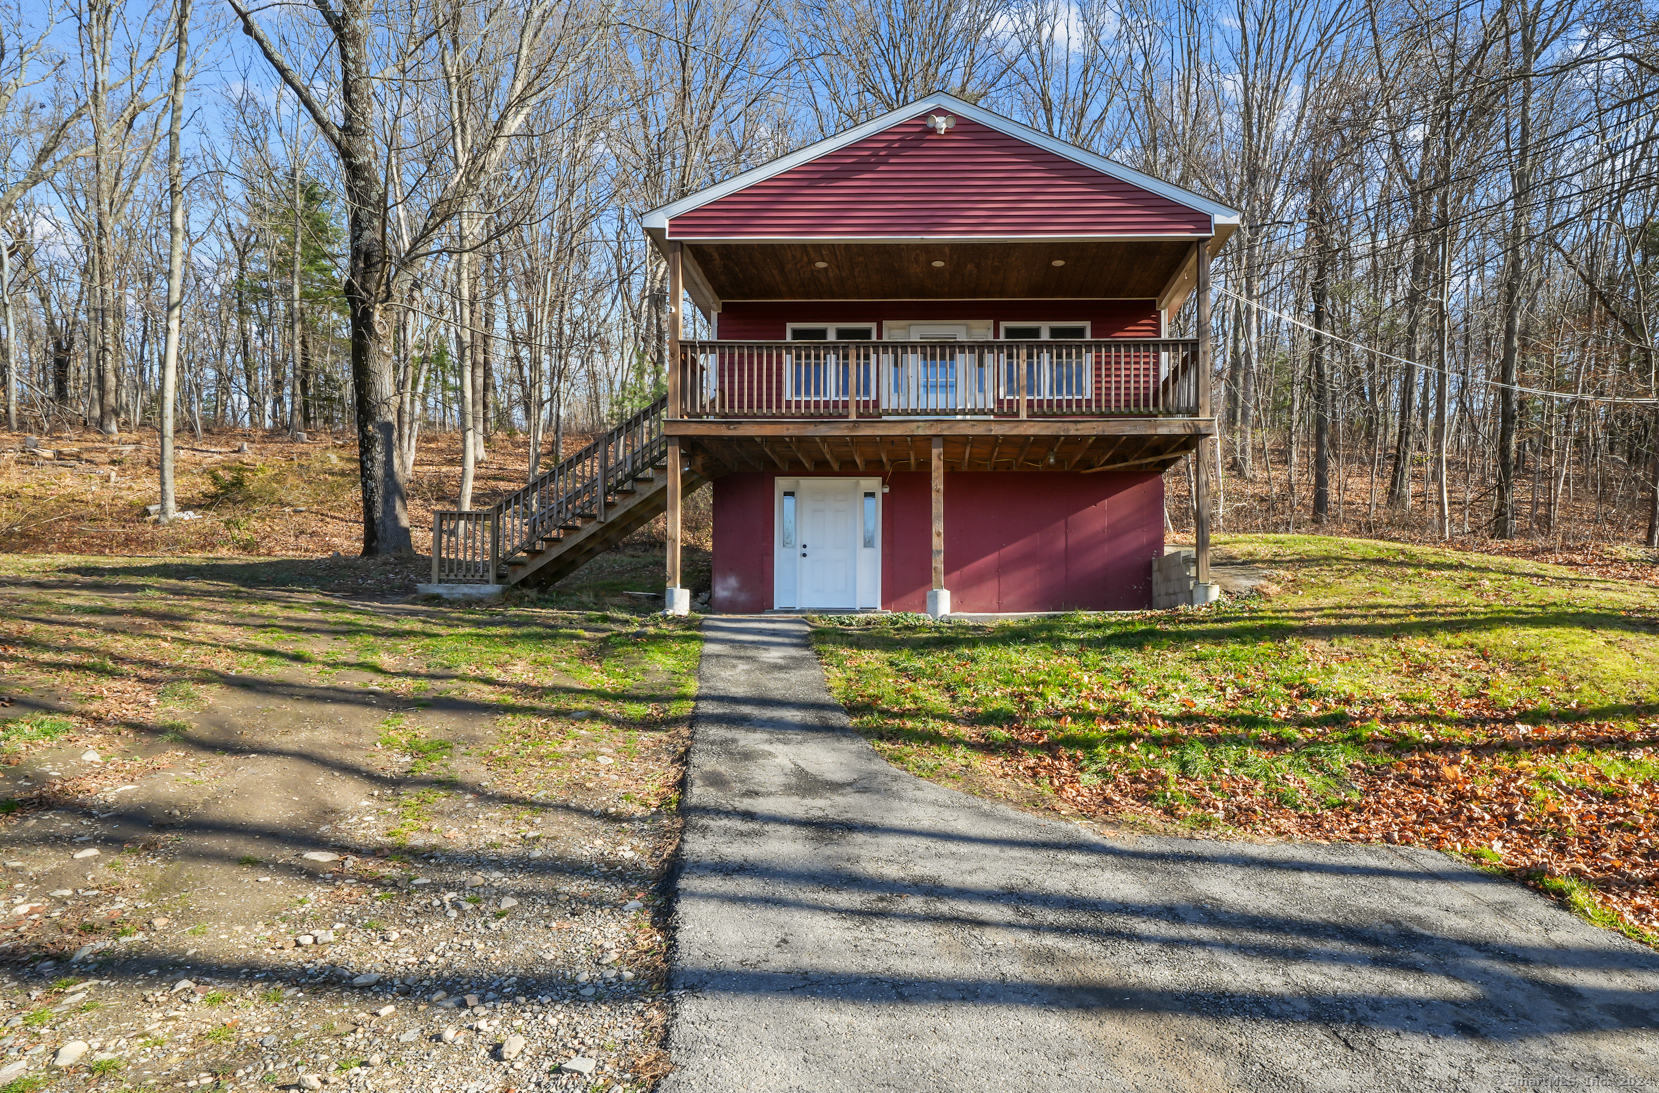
[642,94,1240,232]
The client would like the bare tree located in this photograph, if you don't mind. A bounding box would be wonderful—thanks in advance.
[156,0,189,516]
[227,0,599,552]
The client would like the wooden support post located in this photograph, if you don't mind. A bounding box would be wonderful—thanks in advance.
[489,513,501,587]
[665,437,687,613]
[663,242,689,614]
[848,347,858,420]
[928,436,949,617]
[431,513,441,583]
[597,435,608,522]
[667,241,683,418]
[1017,343,1027,420]
[1194,240,1212,588]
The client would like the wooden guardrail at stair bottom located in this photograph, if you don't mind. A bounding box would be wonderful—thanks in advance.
[432,396,668,586]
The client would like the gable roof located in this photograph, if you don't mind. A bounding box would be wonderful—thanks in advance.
[643,94,1239,239]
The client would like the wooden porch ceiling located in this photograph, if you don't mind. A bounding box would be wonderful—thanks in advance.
[684,240,1195,303]
[683,431,1205,477]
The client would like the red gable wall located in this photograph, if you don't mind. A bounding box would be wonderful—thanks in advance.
[668,116,1212,239]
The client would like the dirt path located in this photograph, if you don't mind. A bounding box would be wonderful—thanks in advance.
[0,558,699,1092]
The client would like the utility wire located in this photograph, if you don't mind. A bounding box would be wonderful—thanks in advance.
[1218,287,1659,406]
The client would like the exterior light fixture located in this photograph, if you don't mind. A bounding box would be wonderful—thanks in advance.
[1051,259,1066,267]
[813,261,829,268]
[926,114,956,135]
[930,260,945,267]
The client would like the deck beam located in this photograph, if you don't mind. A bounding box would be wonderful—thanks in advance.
[667,417,1215,439]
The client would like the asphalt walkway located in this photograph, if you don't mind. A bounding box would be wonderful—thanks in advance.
[662,616,1659,1092]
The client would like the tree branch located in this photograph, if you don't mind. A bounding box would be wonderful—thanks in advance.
[222,0,346,153]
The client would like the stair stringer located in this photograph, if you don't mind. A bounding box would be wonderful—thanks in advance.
[505,468,713,589]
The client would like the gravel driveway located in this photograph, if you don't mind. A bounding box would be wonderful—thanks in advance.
[662,616,1659,1093]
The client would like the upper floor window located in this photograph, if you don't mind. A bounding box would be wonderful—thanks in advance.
[788,324,874,341]
[999,323,1092,397]
[1000,323,1090,340]
[785,324,875,400]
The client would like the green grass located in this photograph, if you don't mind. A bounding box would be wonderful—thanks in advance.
[813,534,1659,939]
[0,713,72,747]
[202,990,229,1005]
[89,1058,123,1076]
[377,715,454,776]
[202,1025,235,1043]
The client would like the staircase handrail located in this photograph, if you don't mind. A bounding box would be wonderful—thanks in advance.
[491,394,668,564]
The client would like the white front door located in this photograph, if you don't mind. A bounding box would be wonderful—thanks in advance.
[773,477,881,610]
[796,480,859,609]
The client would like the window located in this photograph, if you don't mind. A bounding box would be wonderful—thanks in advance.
[999,322,1092,398]
[786,325,875,399]
[781,492,796,548]
[787,325,874,341]
[863,493,877,548]
[1002,324,1089,340]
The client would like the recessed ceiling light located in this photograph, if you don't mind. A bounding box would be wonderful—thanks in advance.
[1051,259,1066,267]
[930,260,945,267]
[813,261,828,268]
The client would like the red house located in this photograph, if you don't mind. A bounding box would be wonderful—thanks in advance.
[431,95,1236,615]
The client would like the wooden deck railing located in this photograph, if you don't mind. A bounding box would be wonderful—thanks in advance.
[676,338,1201,419]
[432,395,667,585]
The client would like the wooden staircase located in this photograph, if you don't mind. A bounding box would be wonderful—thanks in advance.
[431,396,704,589]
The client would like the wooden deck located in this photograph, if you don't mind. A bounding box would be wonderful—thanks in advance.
[668,334,1212,474]
[672,420,1212,476]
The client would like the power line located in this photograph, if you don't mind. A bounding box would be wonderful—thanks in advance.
[1218,287,1659,407]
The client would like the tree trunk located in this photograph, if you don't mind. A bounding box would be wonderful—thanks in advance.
[1,237,16,432]
[1648,371,1659,549]
[1387,234,1431,509]
[1235,251,1259,479]
[1311,215,1331,523]
[348,285,412,555]
[158,0,191,520]
[289,165,304,437]
[1494,15,1536,540]
[235,238,257,428]
[300,326,314,429]
[455,213,477,510]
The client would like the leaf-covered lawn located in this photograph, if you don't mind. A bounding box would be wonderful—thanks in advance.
[0,554,702,812]
[812,534,1659,945]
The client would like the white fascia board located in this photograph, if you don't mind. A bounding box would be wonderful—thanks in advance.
[642,93,1241,231]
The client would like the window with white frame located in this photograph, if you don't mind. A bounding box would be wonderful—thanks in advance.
[787,324,875,341]
[786,324,875,399]
[999,323,1092,398]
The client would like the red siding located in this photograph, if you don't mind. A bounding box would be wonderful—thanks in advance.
[716,300,1159,340]
[709,471,1162,613]
[669,116,1211,239]
[711,472,776,613]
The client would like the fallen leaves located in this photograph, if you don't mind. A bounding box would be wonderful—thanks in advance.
[985,718,1659,943]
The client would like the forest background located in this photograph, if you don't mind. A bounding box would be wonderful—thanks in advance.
[0,0,1656,558]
